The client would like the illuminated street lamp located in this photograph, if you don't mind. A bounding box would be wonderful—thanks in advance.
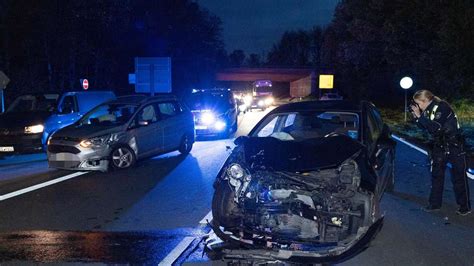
[400,76,413,122]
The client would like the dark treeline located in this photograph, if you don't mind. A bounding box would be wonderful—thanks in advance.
[234,0,473,105]
[1,0,472,105]
[0,0,226,101]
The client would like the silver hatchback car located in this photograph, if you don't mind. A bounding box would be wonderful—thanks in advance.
[47,95,195,172]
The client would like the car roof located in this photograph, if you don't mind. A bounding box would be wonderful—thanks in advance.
[108,94,178,105]
[272,100,362,113]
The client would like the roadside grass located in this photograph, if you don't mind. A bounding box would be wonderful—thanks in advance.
[380,100,474,151]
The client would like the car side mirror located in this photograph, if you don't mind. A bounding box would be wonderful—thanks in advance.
[234,136,248,146]
[138,120,149,127]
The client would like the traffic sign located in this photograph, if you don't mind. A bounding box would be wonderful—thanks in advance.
[319,74,334,89]
[81,79,89,90]
[134,57,171,95]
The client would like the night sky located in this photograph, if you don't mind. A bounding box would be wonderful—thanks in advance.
[198,0,340,55]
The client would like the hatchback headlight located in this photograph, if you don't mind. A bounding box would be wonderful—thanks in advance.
[25,124,44,134]
[80,135,111,148]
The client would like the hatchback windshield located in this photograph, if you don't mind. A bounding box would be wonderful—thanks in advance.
[252,111,360,141]
[78,103,138,126]
[6,94,58,113]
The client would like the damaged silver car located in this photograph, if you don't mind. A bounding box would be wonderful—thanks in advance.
[47,95,194,171]
[209,100,396,263]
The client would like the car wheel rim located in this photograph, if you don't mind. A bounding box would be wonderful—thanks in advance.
[112,148,132,168]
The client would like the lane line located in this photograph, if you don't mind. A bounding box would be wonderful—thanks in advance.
[159,211,213,265]
[391,134,428,155]
[392,134,474,179]
[158,237,195,266]
[0,172,88,201]
[199,210,213,225]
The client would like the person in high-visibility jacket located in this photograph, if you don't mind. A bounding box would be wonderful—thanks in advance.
[410,90,471,215]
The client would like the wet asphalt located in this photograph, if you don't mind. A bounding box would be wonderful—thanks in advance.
[0,109,473,265]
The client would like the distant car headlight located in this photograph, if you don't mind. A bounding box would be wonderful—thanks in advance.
[25,124,44,134]
[79,135,111,148]
[244,95,252,105]
[214,120,226,131]
[258,100,265,106]
[201,112,216,125]
[264,97,274,106]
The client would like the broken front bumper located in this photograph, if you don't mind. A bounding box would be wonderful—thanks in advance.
[207,217,384,264]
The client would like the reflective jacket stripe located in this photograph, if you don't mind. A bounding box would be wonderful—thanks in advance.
[430,105,439,120]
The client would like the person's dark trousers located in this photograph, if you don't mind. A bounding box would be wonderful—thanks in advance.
[430,146,471,209]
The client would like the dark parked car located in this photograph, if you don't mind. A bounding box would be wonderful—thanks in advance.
[0,93,59,154]
[187,89,238,138]
[47,95,194,171]
[209,100,396,263]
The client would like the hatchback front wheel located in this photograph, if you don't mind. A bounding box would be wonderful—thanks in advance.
[111,146,136,170]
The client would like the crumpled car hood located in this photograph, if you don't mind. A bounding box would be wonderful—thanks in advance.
[239,135,364,172]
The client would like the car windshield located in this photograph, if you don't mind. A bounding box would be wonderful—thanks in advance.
[187,93,232,111]
[78,103,138,126]
[6,94,58,113]
[252,111,359,141]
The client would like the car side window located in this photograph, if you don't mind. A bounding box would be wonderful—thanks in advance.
[136,104,158,125]
[158,102,178,119]
[371,108,384,130]
[60,95,78,114]
[366,110,381,151]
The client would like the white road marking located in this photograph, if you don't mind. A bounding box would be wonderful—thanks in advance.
[199,210,213,225]
[391,134,428,155]
[158,236,195,266]
[0,172,88,201]
[159,211,213,265]
[392,134,474,179]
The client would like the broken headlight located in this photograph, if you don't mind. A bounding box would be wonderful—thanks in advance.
[225,163,252,202]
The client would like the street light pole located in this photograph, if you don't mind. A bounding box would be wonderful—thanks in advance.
[404,89,407,122]
[400,76,413,122]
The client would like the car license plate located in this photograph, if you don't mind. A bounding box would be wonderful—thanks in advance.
[0,146,14,152]
[195,125,208,130]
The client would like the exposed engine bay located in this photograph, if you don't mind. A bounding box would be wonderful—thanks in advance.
[214,160,375,249]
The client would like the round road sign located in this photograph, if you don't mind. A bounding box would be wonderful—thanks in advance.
[82,79,89,90]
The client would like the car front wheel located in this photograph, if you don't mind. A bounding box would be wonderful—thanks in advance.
[178,134,193,155]
[111,146,136,170]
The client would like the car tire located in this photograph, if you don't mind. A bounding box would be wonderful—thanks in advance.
[212,180,241,228]
[110,145,136,170]
[178,134,193,155]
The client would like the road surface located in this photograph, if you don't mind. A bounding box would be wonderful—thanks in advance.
[0,108,473,265]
